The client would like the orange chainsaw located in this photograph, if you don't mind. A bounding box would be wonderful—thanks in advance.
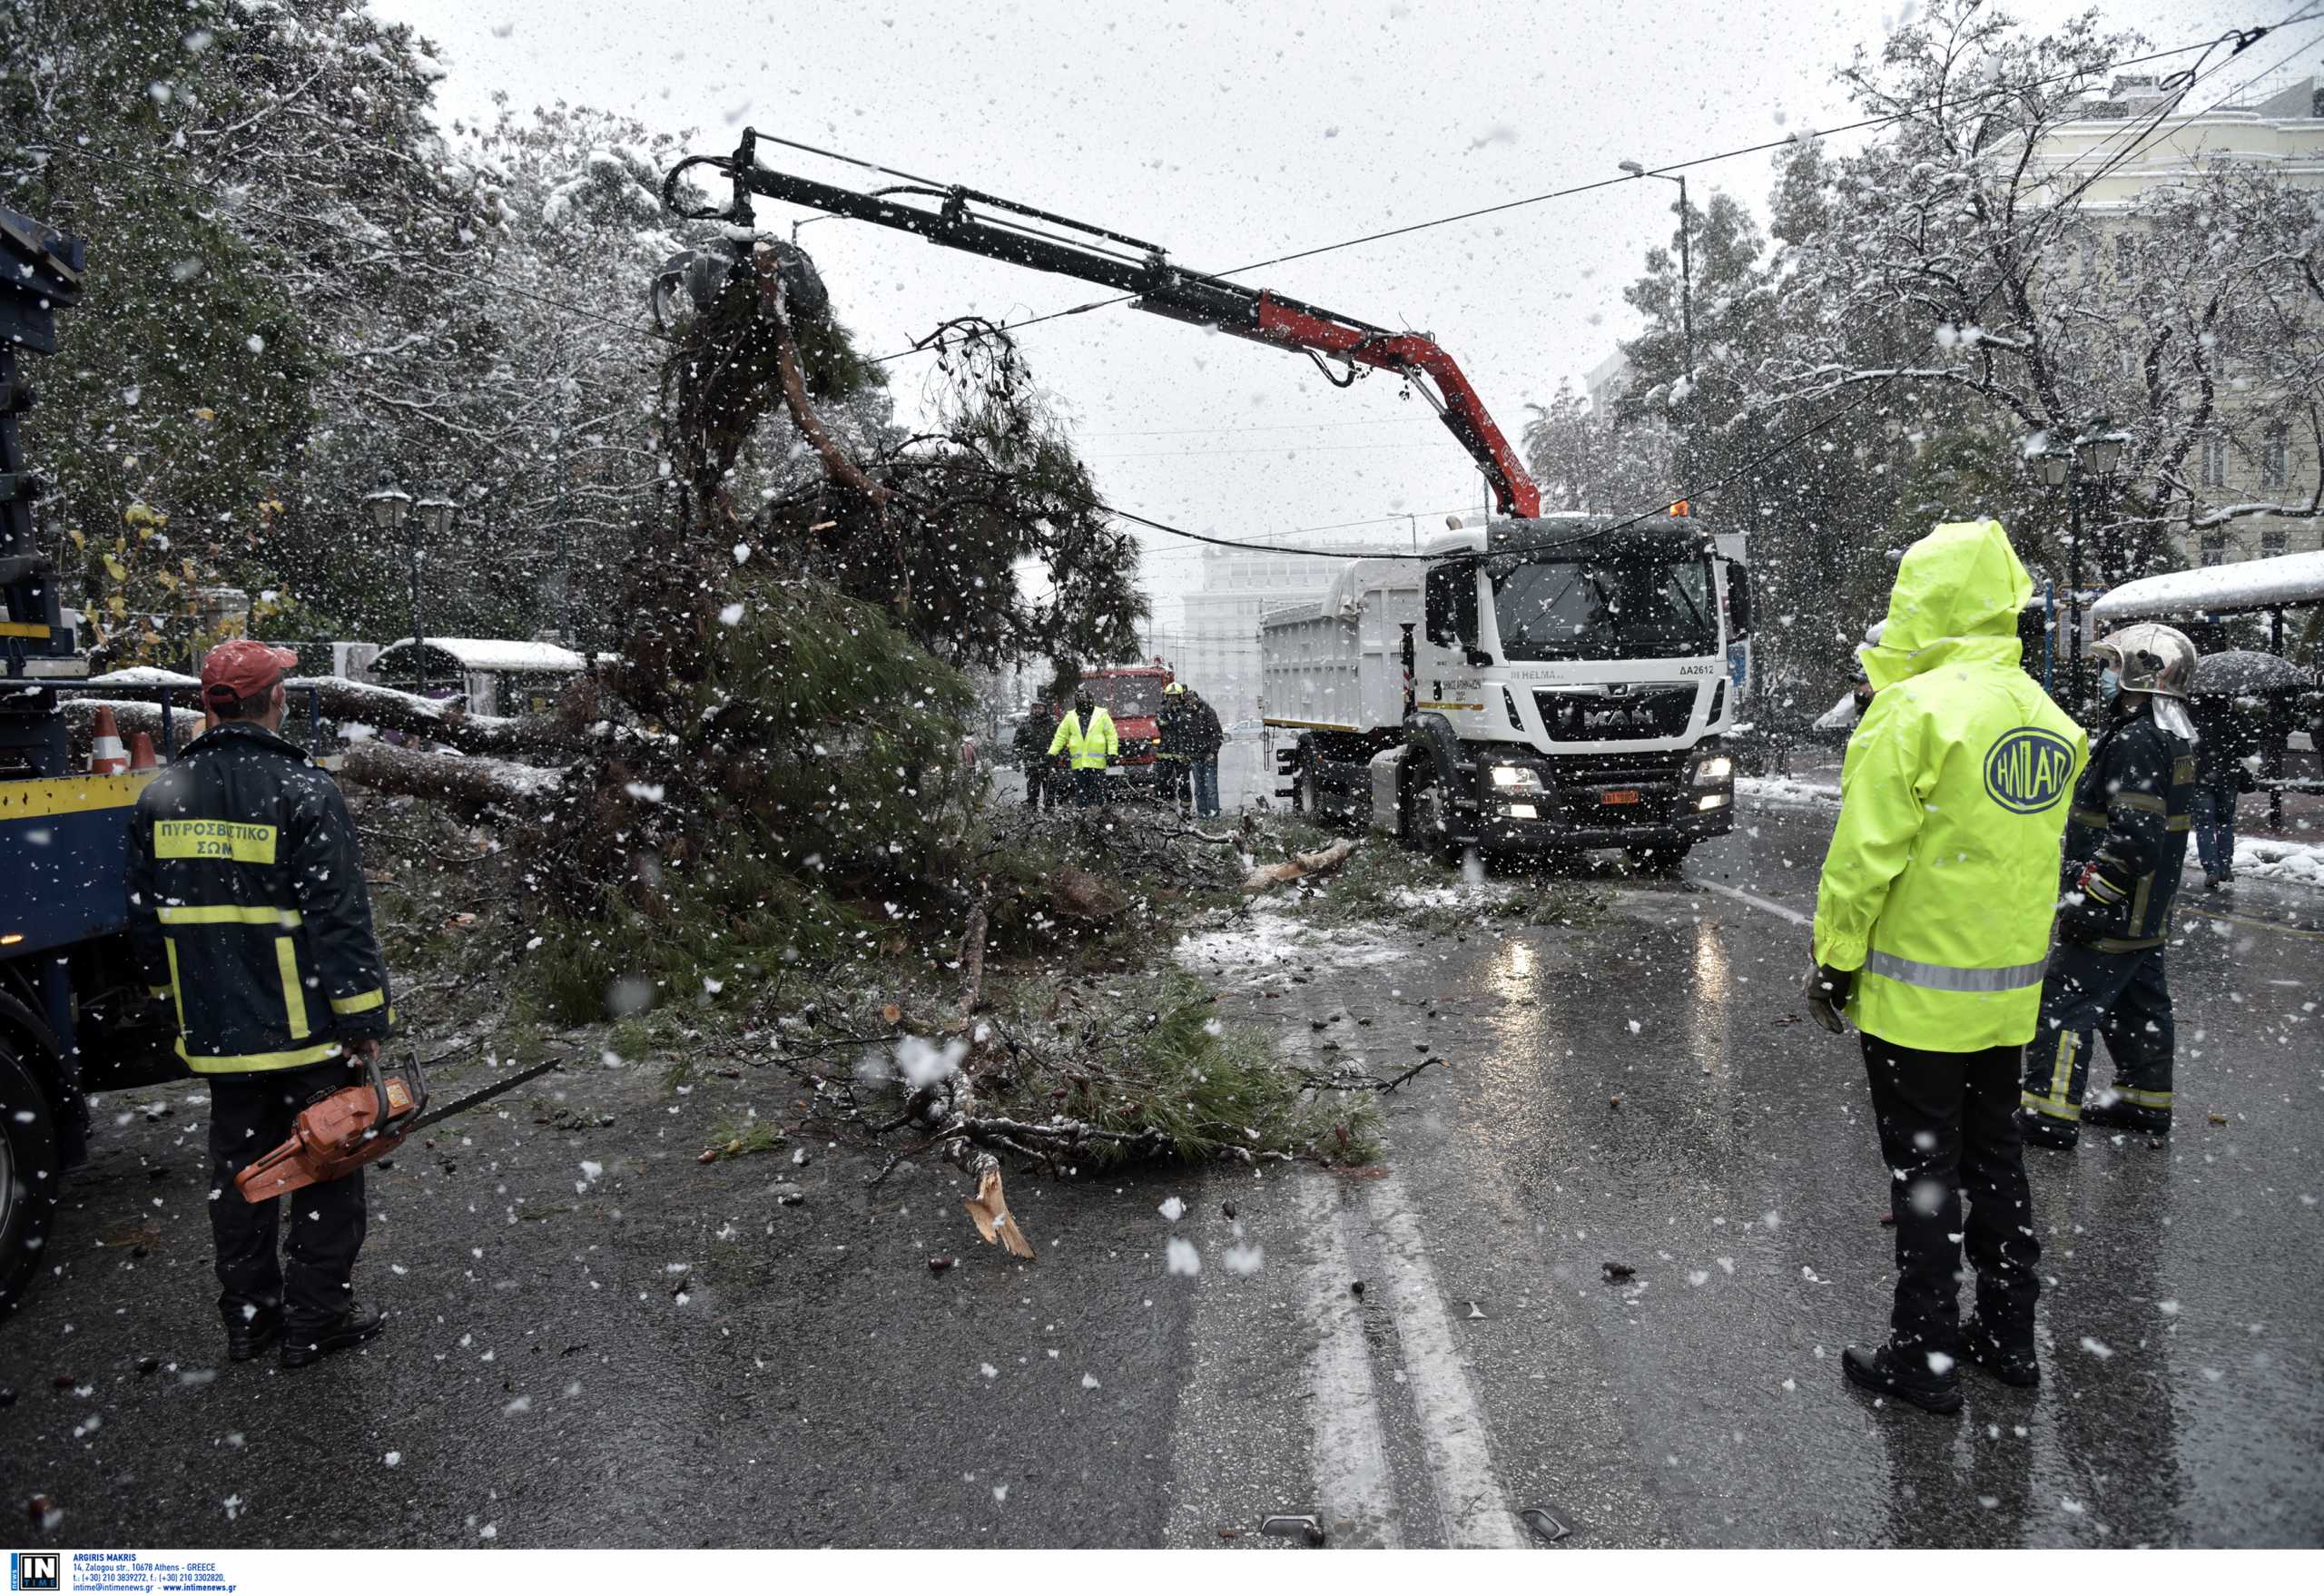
[235,1051,560,1203]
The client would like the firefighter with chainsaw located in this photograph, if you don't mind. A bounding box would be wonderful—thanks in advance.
[125,641,396,1368]
[1047,686,1118,808]
[1805,521,2085,1412]
[2019,625,2200,1149]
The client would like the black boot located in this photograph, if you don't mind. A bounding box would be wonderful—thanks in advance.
[2017,1109,2078,1151]
[1958,1315,2039,1387]
[280,1304,385,1369]
[1842,1343,1963,1414]
[2083,1096,2170,1137]
[224,1312,280,1364]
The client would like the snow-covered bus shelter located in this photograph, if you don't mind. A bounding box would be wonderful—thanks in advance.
[368,636,589,716]
[2090,548,2324,629]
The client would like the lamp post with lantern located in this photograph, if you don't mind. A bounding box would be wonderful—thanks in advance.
[2032,419,2123,712]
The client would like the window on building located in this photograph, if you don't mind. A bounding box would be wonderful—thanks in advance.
[2114,232,2137,279]
[2199,531,2226,567]
[2260,525,2288,559]
[2200,435,2228,489]
[2260,425,2288,488]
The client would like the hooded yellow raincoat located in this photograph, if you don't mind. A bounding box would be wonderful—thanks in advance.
[1811,521,2087,1051]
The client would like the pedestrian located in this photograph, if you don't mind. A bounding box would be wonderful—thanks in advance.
[2188,687,2260,891]
[1014,701,1061,812]
[123,641,397,1369]
[1804,520,2085,1413]
[1047,687,1118,808]
[1185,685,1226,818]
[2020,624,2200,1149]
[1157,682,1194,813]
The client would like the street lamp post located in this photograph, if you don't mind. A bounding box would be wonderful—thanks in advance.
[414,493,454,695]
[364,475,417,688]
[2033,421,2123,712]
[1620,162,1694,385]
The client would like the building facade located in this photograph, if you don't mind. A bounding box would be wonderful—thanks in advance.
[2025,72,2324,566]
[1145,537,1396,725]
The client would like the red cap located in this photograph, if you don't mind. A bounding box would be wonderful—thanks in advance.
[200,639,299,711]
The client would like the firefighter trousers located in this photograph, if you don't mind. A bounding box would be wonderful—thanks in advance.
[2020,941,2175,1130]
[1862,1035,2041,1357]
[207,1059,369,1334]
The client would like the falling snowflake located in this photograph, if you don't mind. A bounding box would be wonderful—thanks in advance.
[1166,1237,1200,1276]
[1157,1196,1186,1222]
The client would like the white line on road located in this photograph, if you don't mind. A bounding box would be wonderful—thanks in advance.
[1358,1168,1528,1549]
[1694,877,1812,928]
[1298,1177,1402,1547]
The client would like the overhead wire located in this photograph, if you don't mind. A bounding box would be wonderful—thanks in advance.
[845,24,2295,367]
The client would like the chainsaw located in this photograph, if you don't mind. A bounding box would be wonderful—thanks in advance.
[234,1050,561,1203]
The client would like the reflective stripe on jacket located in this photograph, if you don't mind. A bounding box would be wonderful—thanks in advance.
[125,722,395,1074]
[2058,710,2192,952]
[1811,520,2088,1051]
[1047,707,1118,770]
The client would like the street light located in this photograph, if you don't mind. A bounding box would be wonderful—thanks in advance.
[1620,161,1694,386]
[2030,421,2123,710]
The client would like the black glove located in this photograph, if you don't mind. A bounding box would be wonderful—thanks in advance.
[1802,962,1854,1035]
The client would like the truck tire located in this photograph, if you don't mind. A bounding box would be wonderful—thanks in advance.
[1298,757,1334,829]
[0,1039,61,1324]
[1626,841,1694,872]
[1401,768,1460,865]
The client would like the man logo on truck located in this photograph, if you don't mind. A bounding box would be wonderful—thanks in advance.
[1983,727,2075,814]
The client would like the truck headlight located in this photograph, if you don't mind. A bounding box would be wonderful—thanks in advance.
[1692,754,1733,784]
[1490,765,1542,791]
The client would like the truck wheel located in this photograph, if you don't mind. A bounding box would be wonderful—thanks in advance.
[1298,759,1333,829]
[1625,841,1693,873]
[0,1039,61,1323]
[1402,770,1460,864]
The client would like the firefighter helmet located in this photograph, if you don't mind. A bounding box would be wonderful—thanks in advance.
[2092,623,2197,701]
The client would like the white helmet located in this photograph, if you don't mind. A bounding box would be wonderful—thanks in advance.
[2093,623,2197,701]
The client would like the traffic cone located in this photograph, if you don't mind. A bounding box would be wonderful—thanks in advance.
[89,705,130,775]
[129,731,160,771]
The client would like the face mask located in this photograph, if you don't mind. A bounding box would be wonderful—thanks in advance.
[2099,667,2120,703]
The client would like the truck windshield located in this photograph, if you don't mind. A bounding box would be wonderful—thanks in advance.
[1082,678,1164,718]
[1489,547,1717,661]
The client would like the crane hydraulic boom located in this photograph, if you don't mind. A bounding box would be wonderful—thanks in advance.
[662,131,1542,519]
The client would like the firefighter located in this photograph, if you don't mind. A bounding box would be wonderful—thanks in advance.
[1157,683,1194,813]
[1014,701,1062,812]
[1184,685,1226,818]
[124,641,397,1369]
[1805,520,2086,1412]
[2020,625,2200,1149]
[1047,687,1118,807]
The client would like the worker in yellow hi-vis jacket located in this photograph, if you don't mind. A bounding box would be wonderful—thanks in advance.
[1805,520,2085,1414]
[1047,687,1119,808]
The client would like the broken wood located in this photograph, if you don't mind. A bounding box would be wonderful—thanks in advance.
[1243,836,1358,894]
[338,740,565,816]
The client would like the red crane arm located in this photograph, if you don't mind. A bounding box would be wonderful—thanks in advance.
[665,133,1544,518]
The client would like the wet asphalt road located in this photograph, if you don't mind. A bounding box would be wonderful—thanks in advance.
[4,795,2318,1548]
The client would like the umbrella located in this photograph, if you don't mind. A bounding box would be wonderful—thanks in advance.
[2192,649,2314,696]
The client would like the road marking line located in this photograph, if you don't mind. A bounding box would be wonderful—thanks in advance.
[1298,1177,1402,1547]
[1358,1168,1528,1549]
[1694,877,1812,927]
[2194,908,2324,942]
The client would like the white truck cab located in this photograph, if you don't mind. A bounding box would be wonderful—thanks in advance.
[1261,513,1749,862]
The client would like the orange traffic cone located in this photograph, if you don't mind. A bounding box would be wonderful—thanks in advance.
[89,705,130,775]
[129,731,160,771]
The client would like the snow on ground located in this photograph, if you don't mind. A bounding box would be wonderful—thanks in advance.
[2233,835,2324,890]
[1173,903,1403,986]
[1384,882,1512,911]
[1735,774,1842,809]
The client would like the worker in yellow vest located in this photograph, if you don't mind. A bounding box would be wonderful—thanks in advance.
[1805,520,2086,1414]
[1047,687,1119,808]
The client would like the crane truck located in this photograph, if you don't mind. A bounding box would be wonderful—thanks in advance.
[659,133,1749,860]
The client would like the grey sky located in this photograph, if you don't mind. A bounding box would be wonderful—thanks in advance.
[376,0,2280,621]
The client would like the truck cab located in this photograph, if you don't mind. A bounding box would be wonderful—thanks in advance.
[1265,512,1749,862]
[1078,665,1175,784]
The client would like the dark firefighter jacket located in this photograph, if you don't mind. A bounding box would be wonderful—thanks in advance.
[2059,707,2193,953]
[125,722,394,1074]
